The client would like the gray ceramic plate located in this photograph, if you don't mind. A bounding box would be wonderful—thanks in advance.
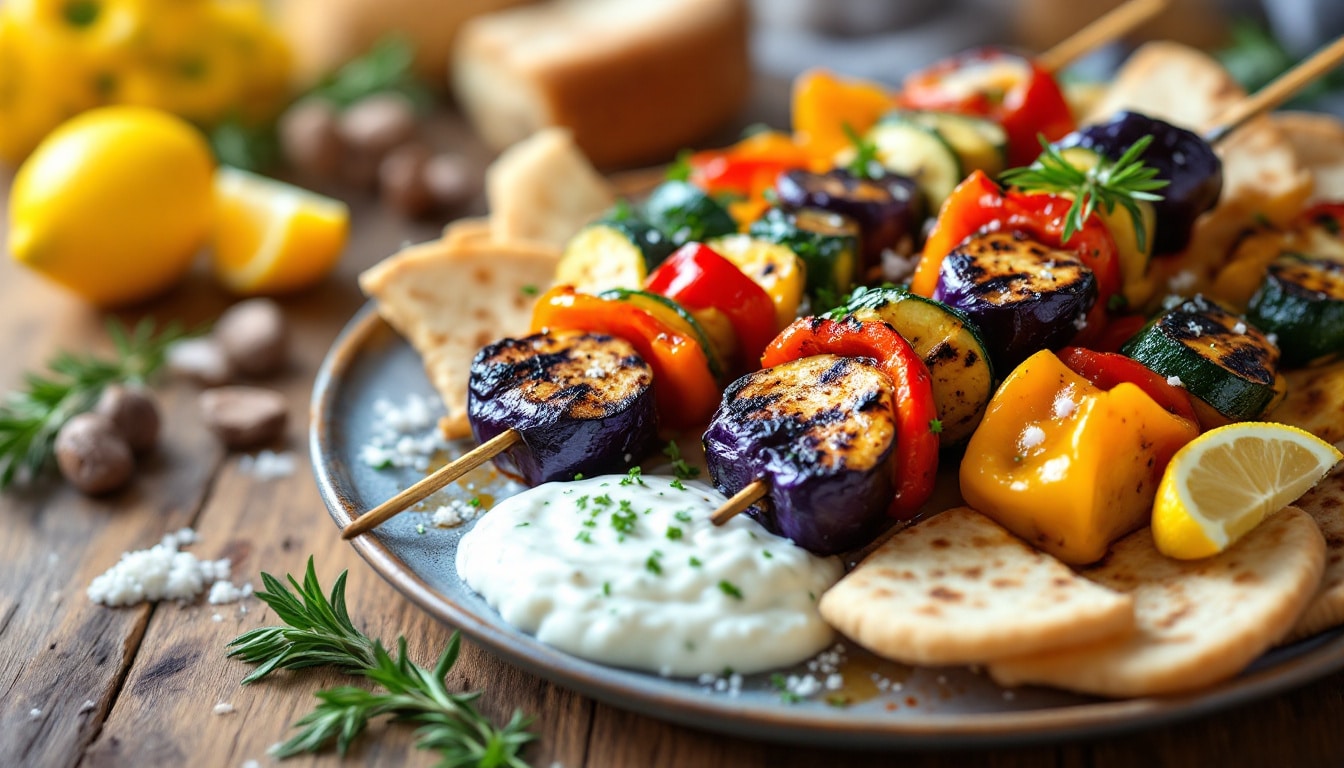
[311,304,1344,749]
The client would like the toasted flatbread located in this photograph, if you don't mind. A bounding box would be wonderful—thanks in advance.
[1286,469,1344,641]
[818,507,1135,666]
[1270,362,1344,445]
[360,236,560,437]
[486,127,615,249]
[1274,111,1344,203]
[989,507,1324,698]
[442,217,494,249]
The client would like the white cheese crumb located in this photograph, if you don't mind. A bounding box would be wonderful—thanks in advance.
[241,761,261,768]
[825,673,844,691]
[1072,314,1088,331]
[1168,270,1198,294]
[213,703,236,716]
[208,581,253,605]
[584,366,608,379]
[785,674,822,698]
[238,450,296,481]
[1019,425,1046,451]
[1040,456,1071,483]
[430,498,481,528]
[360,394,450,470]
[1267,333,1279,346]
[1052,391,1077,419]
[78,700,96,714]
[1233,321,1247,334]
[1184,319,1203,338]
[211,613,223,623]
[29,708,41,719]
[87,529,231,607]
[1166,375,1184,389]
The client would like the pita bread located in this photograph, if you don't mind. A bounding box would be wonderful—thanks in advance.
[486,127,615,248]
[442,217,494,249]
[818,507,1135,667]
[989,507,1324,697]
[1270,362,1344,445]
[360,236,560,437]
[1286,469,1344,641]
[1274,111,1344,203]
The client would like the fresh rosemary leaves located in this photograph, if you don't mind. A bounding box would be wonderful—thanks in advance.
[0,318,190,490]
[1000,135,1168,253]
[227,559,534,767]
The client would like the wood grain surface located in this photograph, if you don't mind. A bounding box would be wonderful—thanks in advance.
[5,108,1344,768]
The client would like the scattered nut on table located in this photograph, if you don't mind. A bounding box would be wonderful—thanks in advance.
[55,413,134,495]
[215,298,288,378]
[199,386,289,448]
[338,93,418,158]
[379,143,434,218]
[94,384,160,455]
[423,153,473,210]
[278,98,344,178]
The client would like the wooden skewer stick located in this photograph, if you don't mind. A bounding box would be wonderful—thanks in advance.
[1203,35,1344,146]
[341,428,521,539]
[710,478,770,526]
[1036,0,1169,74]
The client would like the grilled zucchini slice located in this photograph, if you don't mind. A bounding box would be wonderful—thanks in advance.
[866,116,962,209]
[643,180,738,247]
[1247,254,1344,368]
[890,110,1007,178]
[1122,295,1282,423]
[556,219,676,292]
[841,286,994,445]
[748,207,858,310]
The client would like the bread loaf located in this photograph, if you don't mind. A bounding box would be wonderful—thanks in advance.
[452,0,750,168]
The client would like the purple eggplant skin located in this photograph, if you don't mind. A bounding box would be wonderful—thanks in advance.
[1055,111,1222,255]
[932,231,1097,374]
[775,168,924,269]
[468,330,658,486]
[703,354,897,555]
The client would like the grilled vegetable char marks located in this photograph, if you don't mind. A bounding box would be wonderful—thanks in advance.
[471,330,652,421]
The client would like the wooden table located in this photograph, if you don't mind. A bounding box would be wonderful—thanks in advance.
[5,116,1344,768]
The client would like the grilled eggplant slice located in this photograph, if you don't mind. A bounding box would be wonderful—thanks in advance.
[774,168,923,271]
[932,231,1097,373]
[749,207,860,309]
[468,331,657,485]
[1247,255,1344,368]
[1122,295,1282,423]
[702,354,896,555]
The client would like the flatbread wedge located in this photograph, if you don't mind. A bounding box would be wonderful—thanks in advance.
[990,507,1325,698]
[1270,361,1344,445]
[818,507,1135,666]
[486,127,615,248]
[1286,470,1344,641]
[1274,111,1344,203]
[360,236,559,437]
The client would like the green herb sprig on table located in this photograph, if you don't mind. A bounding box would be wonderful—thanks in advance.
[999,135,1168,253]
[227,558,534,767]
[0,318,190,491]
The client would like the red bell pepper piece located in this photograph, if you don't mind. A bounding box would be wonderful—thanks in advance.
[1087,313,1148,354]
[1299,201,1344,235]
[645,243,779,375]
[1057,346,1198,425]
[912,170,1123,315]
[901,47,1075,167]
[762,317,939,518]
[688,131,810,224]
[531,286,720,430]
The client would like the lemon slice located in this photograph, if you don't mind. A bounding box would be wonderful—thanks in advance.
[1152,422,1341,560]
[212,167,349,295]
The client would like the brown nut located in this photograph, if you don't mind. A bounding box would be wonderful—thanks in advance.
[337,93,417,157]
[215,298,288,378]
[379,143,433,218]
[199,386,288,449]
[279,97,344,178]
[55,413,134,495]
[94,384,160,455]
[423,153,473,210]
[165,337,233,387]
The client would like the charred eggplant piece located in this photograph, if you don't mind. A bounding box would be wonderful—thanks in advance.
[932,231,1097,373]
[1056,112,1222,255]
[703,354,896,555]
[468,331,657,485]
[775,168,923,270]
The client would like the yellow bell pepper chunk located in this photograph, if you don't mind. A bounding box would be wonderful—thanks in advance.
[791,69,893,171]
[959,350,1199,565]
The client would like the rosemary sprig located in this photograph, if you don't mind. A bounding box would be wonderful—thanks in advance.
[227,558,534,767]
[1000,135,1169,253]
[0,318,190,490]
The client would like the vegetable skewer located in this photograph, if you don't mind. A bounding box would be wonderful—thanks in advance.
[1035,0,1168,73]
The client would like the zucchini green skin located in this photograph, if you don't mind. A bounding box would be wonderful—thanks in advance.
[866,117,962,210]
[1122,296,1280,421]
[748,207,859,310]
[596,288,724,381]
[1247,255,1344,368]
[840,286,994,445]
[557,219,676,292]
[642,180,738,247]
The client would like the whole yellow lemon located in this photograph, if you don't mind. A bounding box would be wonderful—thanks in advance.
[8,106,215,307]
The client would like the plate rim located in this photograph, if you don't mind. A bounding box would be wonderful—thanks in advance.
[310,302,1344,749]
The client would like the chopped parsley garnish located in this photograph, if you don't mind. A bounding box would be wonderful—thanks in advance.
[674,510,692,523]
[581,519,596,528]
[593,493,614,507]
[669,478,687,491]
[689,556,703,568]
[645,553,663,575]
[520,284,539,296]
[575,530,593,544]
[762,550,773,559]
[620,467,646,486]
[467,497,481,508]
[665,525,683,541]
[573,472,585,480]
[515,522,531,528]
[928,419,943,435]
[415,523,426,535]
[576,495,590,510]
[602,582,611,597]
[662,441,701,480]
[826,695,851,708]
[769,673,802,704]
[611,508,638,535]
[718,580,743,600]
[665,149,692,182]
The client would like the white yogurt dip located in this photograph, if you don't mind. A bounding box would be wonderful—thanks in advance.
[456,474,843,676]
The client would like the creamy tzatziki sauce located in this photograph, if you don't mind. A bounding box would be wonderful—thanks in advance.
[456,474,843,676]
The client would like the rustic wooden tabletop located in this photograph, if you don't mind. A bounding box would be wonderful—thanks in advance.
[6,101,1344,768]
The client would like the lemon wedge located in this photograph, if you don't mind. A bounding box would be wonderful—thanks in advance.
[1152,422,1341,560]
[212,167,349,295]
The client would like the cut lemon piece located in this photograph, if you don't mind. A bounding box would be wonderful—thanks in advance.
[212,167,349,295]
[1152,422,1341,560]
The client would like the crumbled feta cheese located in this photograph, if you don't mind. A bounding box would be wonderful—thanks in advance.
[1162,294,1185,310]
[241,761,261,768]
[238,450,296,481]
[1267,333,1279,346]
[1040,456,1070,483]
[584,366,608,379]
[1233,321,1247,335]
[1072,314,1088,331]
[430,498,481,528]
[825,673,844,691]
[360,394,450,470]
[1019,425,1046,451]
[1168,270,1198,294]
[211,613,223,623]
[1052,391,1077,419]
[213,703,236,716]
[785,674,822,698]
[78,700,96,714]
[208,580,253,605]
[87,529,231,607]
[1166,376,1184,389]
[1184,319,1203,337]
[29,708,41,719]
